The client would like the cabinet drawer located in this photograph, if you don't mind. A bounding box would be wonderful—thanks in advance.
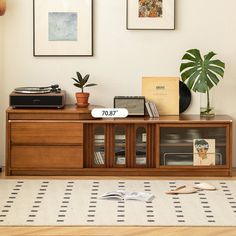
[11,146,83,168]
[10,122,83,145]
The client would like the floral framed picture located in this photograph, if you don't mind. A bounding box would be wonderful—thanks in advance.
[33,0,93,56]
[126,0,175,30]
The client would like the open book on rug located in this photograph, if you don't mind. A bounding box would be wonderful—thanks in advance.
[99,190,155,202]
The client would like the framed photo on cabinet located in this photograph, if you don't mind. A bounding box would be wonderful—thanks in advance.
[33,0,93,56]
[193,139,216,166]
[126,0,175,30]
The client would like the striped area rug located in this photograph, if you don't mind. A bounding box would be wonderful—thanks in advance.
[0,179,235,226]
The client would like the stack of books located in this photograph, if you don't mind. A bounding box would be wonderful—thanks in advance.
[94,151,105,165]
[145,101,160,118]
[94,135,105,143]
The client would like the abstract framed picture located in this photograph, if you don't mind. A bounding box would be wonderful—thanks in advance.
[33,0,93,56]
[126,0,175,30]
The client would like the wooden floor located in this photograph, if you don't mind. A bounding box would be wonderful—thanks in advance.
[0,168,236,236]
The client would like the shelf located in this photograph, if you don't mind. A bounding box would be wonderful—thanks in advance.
[160,143,226,147]
[135,143,146,147]
[115,143,126,147]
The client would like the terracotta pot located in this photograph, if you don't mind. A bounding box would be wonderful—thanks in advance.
[75,92,90,108]
[0,0,6,16]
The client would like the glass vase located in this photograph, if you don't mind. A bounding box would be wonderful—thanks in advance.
[200,89,215,117]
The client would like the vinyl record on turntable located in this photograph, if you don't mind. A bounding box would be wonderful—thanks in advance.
[14,87,52,94]
[14,84,60,94]
[179,81,191,113]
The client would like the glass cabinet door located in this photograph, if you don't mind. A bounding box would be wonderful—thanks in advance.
[114,126,126,166]
[135,126,147,166]
[160,126,227,167]
[93,126,105,166]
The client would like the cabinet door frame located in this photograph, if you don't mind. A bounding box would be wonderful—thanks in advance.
[157,123,231,170]
[132,124,154,168]
[85,124,108,168]
[111,124,129,168]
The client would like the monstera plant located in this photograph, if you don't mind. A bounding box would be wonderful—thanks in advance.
[180,49,225,116]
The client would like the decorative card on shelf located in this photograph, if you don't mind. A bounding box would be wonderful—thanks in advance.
[193,139,215,166]
[142,77,179,115]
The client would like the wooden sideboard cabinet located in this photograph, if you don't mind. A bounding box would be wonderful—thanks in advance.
[6,106,233,176]
[6,105,94,176]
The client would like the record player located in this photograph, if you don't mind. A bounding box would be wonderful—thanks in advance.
[10,85,66,108]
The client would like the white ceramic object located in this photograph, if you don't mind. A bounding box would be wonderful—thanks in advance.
[194,182,216,191]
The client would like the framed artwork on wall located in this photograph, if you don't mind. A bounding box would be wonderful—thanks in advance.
[126,0,175,30]
[33,0,93,56]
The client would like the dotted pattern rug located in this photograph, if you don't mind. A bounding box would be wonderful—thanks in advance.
[0,180,236,226]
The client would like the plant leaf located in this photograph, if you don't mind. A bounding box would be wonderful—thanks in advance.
[205,74,215,90]
[208,65,224,77]
[186,70,200,90]
[181,67,198,81]
[192,74,207,93]
[182,53,196,62]
[76,72,83,82]
[72,77,80,84]
[84,83,97,88]
[180,62,197,72]
[180,48,225,93]
[187,49,202,61]
[206,70,220,85]
[83,74,90,85]
[208,59,225,68]
[73,83,83,88]
[204,51,216,61]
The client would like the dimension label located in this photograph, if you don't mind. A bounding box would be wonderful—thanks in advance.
[91,108,128,118]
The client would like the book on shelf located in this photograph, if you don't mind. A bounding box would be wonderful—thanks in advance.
[94,134,105,139]
[145,102,153,117]
[115,135,126,140]
[142,133,147,142]
[94,139,105,144]
[99,190,155,202]
[136,157,147,165]
[94,135,105,143]
[149,102,159,118]
[116,156,126,165]
[94,151,105,165]
[145,101,159,118]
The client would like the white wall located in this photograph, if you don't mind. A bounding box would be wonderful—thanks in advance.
[1,0,236,166]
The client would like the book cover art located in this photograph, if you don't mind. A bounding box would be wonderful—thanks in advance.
[193,139,215,166]
[142,77,179,115]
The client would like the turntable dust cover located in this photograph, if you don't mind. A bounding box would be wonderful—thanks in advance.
[142,77,179,115]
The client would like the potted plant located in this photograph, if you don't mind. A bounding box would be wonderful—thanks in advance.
[180,49,225,117]
[72,71,97,107]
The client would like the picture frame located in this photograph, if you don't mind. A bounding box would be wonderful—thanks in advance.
[33,0,93,56]
[126,0,175,30]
